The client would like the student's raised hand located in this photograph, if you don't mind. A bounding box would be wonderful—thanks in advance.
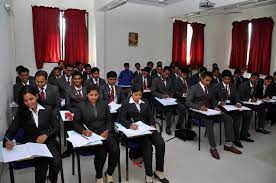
[130,123,138,130]
[5,141,15,150]
[36,134,48,144]
[82,130,92,137]
[101,130,109,139]
[200,105,208,111]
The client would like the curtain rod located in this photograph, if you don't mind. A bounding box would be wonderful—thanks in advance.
[31,5,88,13]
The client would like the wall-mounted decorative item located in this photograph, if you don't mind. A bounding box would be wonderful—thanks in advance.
[128,32,138,47]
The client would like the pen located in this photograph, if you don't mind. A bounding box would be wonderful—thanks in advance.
[81,134,89,140]
[83,124,89,131]
[4,136,11,141]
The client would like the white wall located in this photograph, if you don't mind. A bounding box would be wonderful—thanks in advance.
[104,3,170,75]
[11,0,100,76]
[0,0,15,137]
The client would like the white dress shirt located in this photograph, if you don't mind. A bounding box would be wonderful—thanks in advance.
[129,96,145,112]
[29,104,45,127]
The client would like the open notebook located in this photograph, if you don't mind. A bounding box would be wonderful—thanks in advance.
[67,130,104,148]
[115,121,155,138]
[2,143,53,163]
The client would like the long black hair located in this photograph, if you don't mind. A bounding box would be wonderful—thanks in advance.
[17,85,40,119]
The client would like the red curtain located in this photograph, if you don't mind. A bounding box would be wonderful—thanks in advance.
[64,9,88,66]
[32,6,61,69]
[190,23,205,69]
[229,20,249,70]
[172,20,188,67]
[248,17,274,75]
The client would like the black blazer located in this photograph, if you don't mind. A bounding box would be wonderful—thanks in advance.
[65,86,87,112]
[120,98,155,128]
[256,79,274,99]
[73,100,112,134]
[56,76,72,98]
[37,84,61,116]
[132,75,153,90]
[4,108,60,146]
[211,82,240,105]
[133,70,142,78]
[83,77,106,87]
[174,77,190,98]
[238,80,257,101]
[151,77,174,98]
[100,84,125,104]
[190,73,200,87]
[13,79,36,103]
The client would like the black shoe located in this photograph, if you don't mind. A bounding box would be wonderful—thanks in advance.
[154,172,169,183]
[61,150,71,158]
[240,137,255,142]
[246,132,251,137]
[175,123,184,130]
[256,128,271,134]
[233,141,243,148]
[166,128,172,135]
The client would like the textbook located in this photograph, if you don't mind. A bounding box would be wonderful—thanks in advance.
[67,130,104,148]
[190,108,222,116]
[2,143,53,163]
[155,97,177,106]
[222,105,251,112]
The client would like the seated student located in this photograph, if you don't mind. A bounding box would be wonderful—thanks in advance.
[170,65,180,83]
[82,64,92,82]
[133,62,142,77]
[186,65,193,79]
[56,64,74,99]
[133,67,153,102]
[49,61,64,78]
[65,71,87,113]
[212,67,222,85]
[256,75,276,126]
[15,65,25,83]
[118,63,134,86]
[174,67,190,99]
[151,63,163,79]
[84,67,106,87]
[48,67,62,86]
[186,71,242,160]
[211,70,246,148]
[190,67,207,87]
[100,71,125,104]
[4,85,61,183]
[273,71,276,84]
[120,86,169,183]
[232,68,245,89]
[239,73,270,135]
[75,61,84,73]
[35,70,60,117]
[151,66,186,135]
[73,85,120,183]
[13,67,35,103]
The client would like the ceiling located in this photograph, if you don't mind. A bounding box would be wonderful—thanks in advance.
[128,0,184,7]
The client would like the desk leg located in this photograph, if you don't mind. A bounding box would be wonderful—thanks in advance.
[72,150,75,175]
[254,111,258,131]
[9,163,15,183]
[118,155,122,183]
[63,122,67,147]
[76,150,82,183]
[126,146,129,182]
[160,109,164,133]
[60,159,65,183]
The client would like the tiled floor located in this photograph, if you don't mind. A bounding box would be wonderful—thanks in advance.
[1,122,276,183]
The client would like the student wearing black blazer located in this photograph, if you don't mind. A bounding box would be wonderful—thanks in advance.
[35,70,61,117]
[73,85,120,183]
[13,67,36,103]
[48,67,62,86]
[56,64,74,99]
[120,86,169,183]
[83,67,106,87]
[4,86,61,183]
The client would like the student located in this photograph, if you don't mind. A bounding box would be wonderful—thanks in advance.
[84,67,106,87]
[15,65,25,83]
[4,85,61,183]
[212,63,218,69]
[73,85,120,183]
[65,71,87,113]
[151,64,163,79]
[256,75,276,126]
[75,61,84,73]
[63,71,87,158]
[190,67,207,87]
[101,71,125,104]
[120,86,169,183]
[151,67,186,135]
[186,65,193,79]
[147,61,154,74]
[82,64,92,82]
[170,65,180,83]
[239,73,270,134]
[56,64,74,99]
[186,71,242,160]
[174,67,190,99]
[48,67,62,86]
[118,63,134,86]
[35,70,60,117]
[232,69,245,89]
[13,67,35,103]
[273,71,276,84]
[211,70,244,148]
[133,62,142,77]
[212,67,222,85]
[49,61,64,78]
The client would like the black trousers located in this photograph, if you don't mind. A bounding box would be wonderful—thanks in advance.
[240,110,253,138]
[142,131,165,176]
[224,110,242,141]
[164,102,186,128]
[34,140,62,183]
[94,134,120,179]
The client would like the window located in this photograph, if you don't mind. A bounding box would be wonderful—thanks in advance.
[186,24,193,64]
[246,22,252,66]
[59,11,66,60]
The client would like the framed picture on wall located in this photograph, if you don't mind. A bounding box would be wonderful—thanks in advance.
[128,32,138,47]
